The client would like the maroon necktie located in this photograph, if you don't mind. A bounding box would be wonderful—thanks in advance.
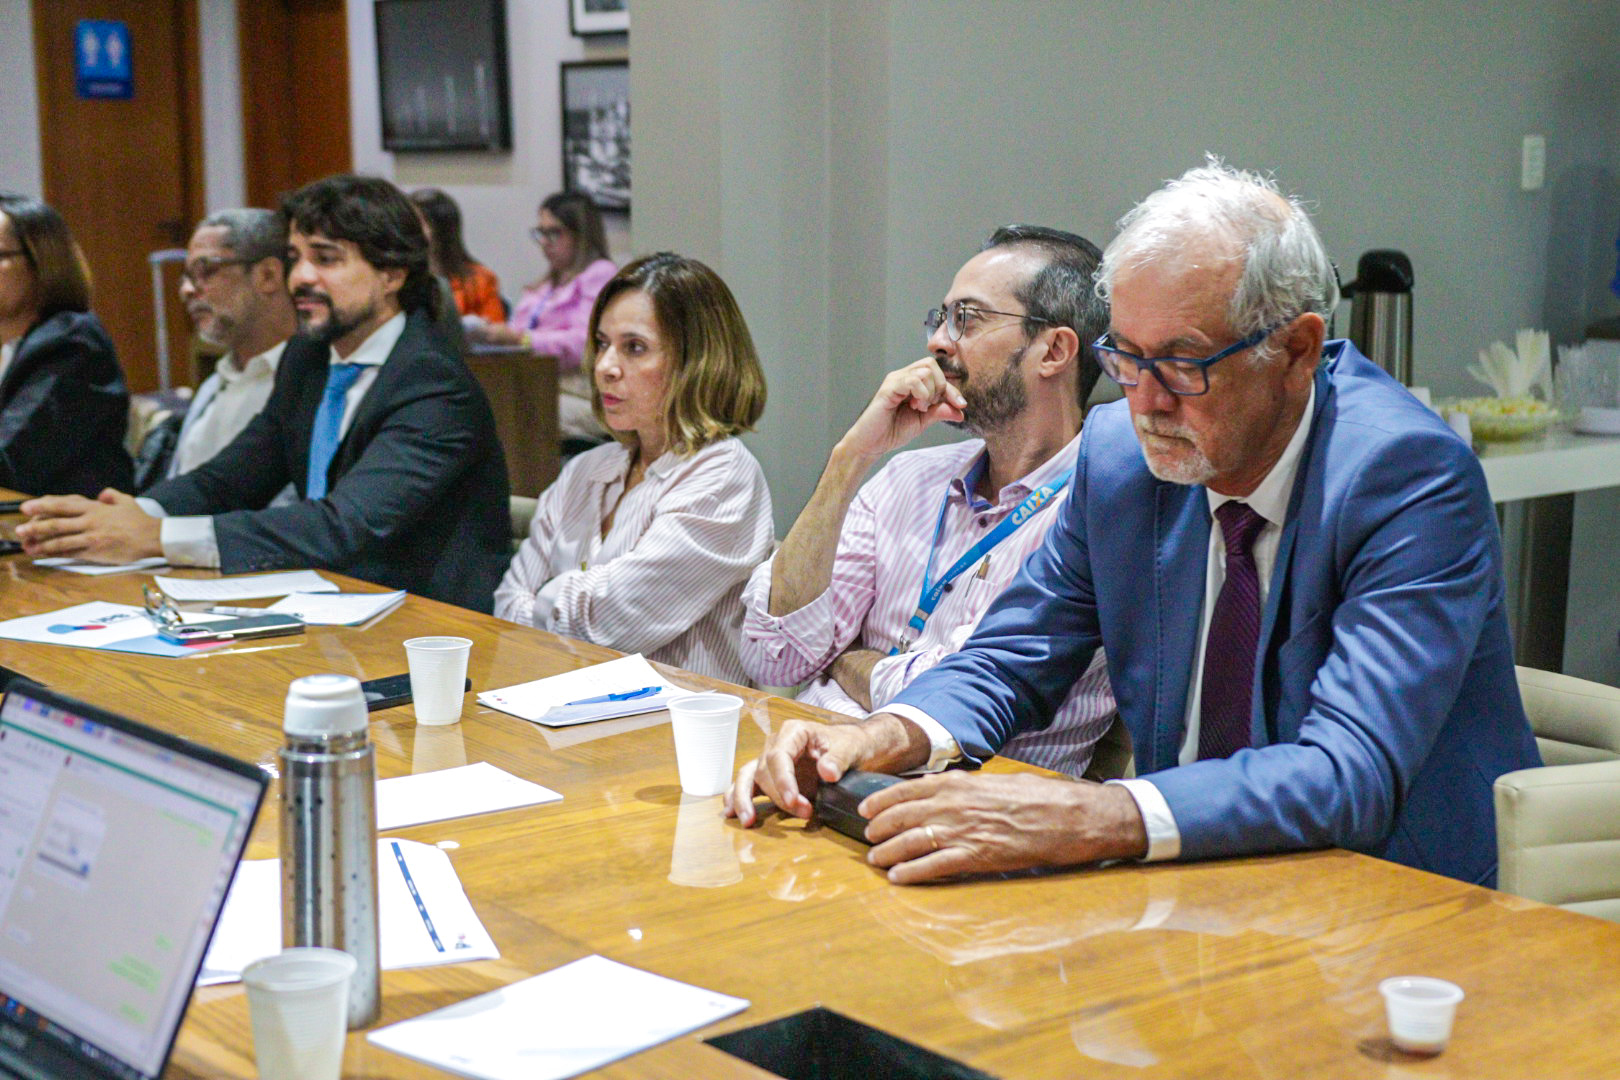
[1198,501,1268,760]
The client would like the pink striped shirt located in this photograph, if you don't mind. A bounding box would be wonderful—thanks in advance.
[495,437,774,684]
[740,434,1115,777]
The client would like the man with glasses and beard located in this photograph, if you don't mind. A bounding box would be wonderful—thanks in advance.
[735,226,1117,785]
[19,175,510,612]
[161,209,296,486]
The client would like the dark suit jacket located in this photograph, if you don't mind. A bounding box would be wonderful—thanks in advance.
[0,311,133,496]
[894,342,1540,885]
[143,311,511,612]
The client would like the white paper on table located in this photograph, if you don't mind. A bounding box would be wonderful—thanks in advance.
[0,601,220,648]
[33,556,168,575]
[198,838,500,985]
[476,654,697,726]
[265,590,406,625]
[154,570,338,602]
[366,955,750,1080]
[376,761,561,830]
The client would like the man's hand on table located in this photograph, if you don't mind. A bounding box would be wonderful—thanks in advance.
[16,490,163,563]
[724,713,928,826]
[860,771,1149,885]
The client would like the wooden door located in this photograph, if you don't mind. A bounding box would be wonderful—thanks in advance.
[32,0,203,395]
[239,0,352,210]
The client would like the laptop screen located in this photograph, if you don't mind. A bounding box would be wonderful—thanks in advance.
[0,684,266,1080]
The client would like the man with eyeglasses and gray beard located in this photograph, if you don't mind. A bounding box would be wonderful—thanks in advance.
[735,226,1118,785]
[730,163,1539,890]
[161,209,297,486]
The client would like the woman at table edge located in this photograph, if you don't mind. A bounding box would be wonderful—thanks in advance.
[493,253,773,684]
[0,192,133,498]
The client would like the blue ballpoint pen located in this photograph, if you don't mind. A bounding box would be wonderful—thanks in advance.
[559,685,662,707]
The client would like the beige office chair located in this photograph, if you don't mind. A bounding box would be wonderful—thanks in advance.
[1495,666,1620,921]
[509,496,539,550]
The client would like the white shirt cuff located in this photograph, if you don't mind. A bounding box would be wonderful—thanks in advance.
[531,573,569,628]
[135,497,167,518]
[158,516,221,568]
[1108,778,1181,861]
[878,703,962,774]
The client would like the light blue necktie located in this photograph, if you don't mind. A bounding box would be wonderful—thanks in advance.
[306,363,365,499]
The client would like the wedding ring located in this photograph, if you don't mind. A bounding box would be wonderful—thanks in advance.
[924,824,940,851]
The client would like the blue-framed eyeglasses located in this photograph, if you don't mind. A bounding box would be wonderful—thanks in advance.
[1091,322,1286,397]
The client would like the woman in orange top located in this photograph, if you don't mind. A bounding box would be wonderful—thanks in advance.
[410,188,504,322]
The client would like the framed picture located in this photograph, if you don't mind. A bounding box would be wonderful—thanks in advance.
[569,0,628,37]
[560,60,630,212]
[375,0,512,152]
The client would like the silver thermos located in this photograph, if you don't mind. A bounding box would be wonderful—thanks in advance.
[1345,249,1415,385]
[279,674,381,1028]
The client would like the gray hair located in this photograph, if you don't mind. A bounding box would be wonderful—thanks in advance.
[1096,158,1338,353]
[200,207,287,268]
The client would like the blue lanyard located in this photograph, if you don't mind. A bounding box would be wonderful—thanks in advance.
[891,458,1071,654]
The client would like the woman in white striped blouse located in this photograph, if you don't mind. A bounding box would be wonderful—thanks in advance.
[494,253,773,683]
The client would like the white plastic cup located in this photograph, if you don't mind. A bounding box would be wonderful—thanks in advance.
[403,636,472,726]
[1379,976,1464,1055]
[668,693,743,797]
[242,947,356,1080]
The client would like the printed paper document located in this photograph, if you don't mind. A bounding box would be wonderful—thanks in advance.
[367,954,749,1080]
[198,838,499,984]
[376,762,562,830]
[477,654,696,727]
[154,570,338,602]
[266,590,406,625]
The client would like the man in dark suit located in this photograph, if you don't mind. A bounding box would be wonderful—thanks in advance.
[18,175,510,612]
[728,161,1540,886]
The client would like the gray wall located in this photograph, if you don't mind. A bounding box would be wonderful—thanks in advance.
[635,0,1620,536]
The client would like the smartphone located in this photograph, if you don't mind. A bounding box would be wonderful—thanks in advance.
[0,500,24,515]
[360,672,472,711]
[813,770,905,843]
[0,539,23,556]
[156,614,305,645]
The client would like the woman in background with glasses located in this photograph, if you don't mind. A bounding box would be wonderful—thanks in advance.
[0,192,133,497]
[471,191,617,444]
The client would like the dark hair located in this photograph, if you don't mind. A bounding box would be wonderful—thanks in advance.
[0,192,91,318]
[409,188,478,281]
[539,191,609,280]
[200,207,288,270]
[281,175,436,315]
[588,252,767,454]
[983,224,1107,407]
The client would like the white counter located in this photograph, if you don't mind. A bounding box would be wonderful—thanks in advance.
[1476,431,1620,504]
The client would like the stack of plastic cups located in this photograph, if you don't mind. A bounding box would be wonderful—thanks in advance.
[242,947,356,1080]
[403,636,473,725]
[668,693,743,797]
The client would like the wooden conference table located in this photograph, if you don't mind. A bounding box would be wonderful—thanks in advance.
[1,521,1619,1076]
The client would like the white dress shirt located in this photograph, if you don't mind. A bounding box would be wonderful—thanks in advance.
[167,341,286,477]
[493,437,775,684]
[142,314,405,567]
[889,384,1317,859]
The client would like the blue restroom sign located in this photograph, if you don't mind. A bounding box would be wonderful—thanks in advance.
[75,20,133,100]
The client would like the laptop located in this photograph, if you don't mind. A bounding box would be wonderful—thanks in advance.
[0,680,268,1080]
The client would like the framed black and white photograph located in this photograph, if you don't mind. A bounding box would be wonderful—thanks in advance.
[375,0,512,152]
[569,0,628,37]
[560,60,630,212]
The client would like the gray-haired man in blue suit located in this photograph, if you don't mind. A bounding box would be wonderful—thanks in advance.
[727,160,1540,887]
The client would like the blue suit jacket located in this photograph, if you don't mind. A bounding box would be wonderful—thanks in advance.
[891,341,1540,885]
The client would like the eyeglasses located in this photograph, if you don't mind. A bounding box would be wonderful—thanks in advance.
[179,256,255,288]
[529,226,568,244]
[923,299,1054,343]
[0,248,28,263]
[1092,321,1287,397]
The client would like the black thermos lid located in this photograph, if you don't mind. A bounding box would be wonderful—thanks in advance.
[1344,249,1413,295]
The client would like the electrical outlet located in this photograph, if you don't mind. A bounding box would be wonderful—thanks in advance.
[1521,134,1546,191]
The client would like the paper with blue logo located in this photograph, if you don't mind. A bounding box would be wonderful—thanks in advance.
[0,601,229,657]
